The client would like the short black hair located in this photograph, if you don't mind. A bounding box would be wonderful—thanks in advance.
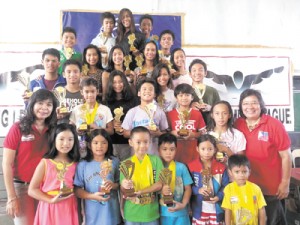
[80,77,98,90]
[62,59,82,73]
[159,29,175,41]
[137,78,158,94]
[158,133,177,147]
[130,126,151,139]
[228,154,251,170]
[42,48,60,61]
[101,12,116,25]
[174,83,194,97]
[139,14,153,25]
[189,58,207,73]
[62,26,77,38]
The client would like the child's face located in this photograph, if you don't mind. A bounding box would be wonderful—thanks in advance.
[113,75,124,93]
[63,64,81,85]
[160,34,174,50]
[62,32,76,48]
[102,18,115,34]
[138,82,156,103]
[33,99,54,121]
[211,103,231,128]
[144,42,157,61]
[112,48,124,66]
[42,54,60,74]
[55,130,74,154]
[197,141,216,161]
[81,85,98,104]
[140,18,153,36]
[176,92,193,108]
[189,63,206,83]
[121,12,131,28]
[173,50,186,68]
[129,132,151,157]
[159,142,176,163]
[157,68,170,88]
[85,48,99,66]
[229,165,250,186]
[90,134,108,158]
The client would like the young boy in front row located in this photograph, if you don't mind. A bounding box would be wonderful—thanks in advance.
[120,126,164,225]
[158,133,193,225]
[222,155,267,225]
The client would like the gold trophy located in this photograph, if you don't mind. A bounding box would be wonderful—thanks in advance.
[201,167,213,201]
[17,72,33,98]
[124,55,133,76]
[128,33,137,52]
[114,107,124,132]
[144,102,157,131]
[120,160,135,197]
[157,94,165,110]
[99,159,113,194]
[82,64,89,76]
[210,132,226,162]
[194,83,205,104]
[64,47,74,60]
[53,87,68,114]
[78,104,89,132]
[177,110,190,136]
[135,54,147,75]
[159,168,174,206]
[236,208,252,225]
[56,161,73,197]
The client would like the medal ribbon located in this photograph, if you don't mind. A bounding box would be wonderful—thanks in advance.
[168,160,176,192]
[131,154,153,191]
[85,102,98,125]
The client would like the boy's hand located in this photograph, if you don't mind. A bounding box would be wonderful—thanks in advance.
[93,192,110,202]
[168,200,185,212]
[121,179,134,189]
[103,180,114,191]
[161,185,172,196]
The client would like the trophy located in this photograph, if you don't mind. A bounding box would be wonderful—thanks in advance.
[177,110,190,136]
[114,107,124,132]
[99,159,113,195]
[201,167,213,201]
[82,64,89,76]
[194,84,205,104]
[64,47,74,60]
[120,160,135,197]
[236,208,252,225]
[135,54,147,75]
[128,33,137,52]
[17,72,32,98]
[53,87,68,114]
[56,161,73,197]
[144,102,157,131]
[124,55,133,76]
[159,168,174,207]
[210,132,226,161]
[78,104,89,132]
[157,94,165,110]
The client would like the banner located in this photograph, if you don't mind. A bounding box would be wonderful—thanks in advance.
[62,11,182,53]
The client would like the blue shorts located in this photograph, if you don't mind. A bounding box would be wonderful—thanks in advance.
[160,215,191,225]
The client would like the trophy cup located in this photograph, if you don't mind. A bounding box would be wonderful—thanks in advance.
[144,102,157,131]
[124,55,133,76]
[56,161,73,197]
[201,167,213,201]
[53,87,68,114]
[99,159,113,195]
[82,64,89,76]
[64,47,74,60]
[236,208,252,225]
[157,94,165,110]
[194,83,205,104]
[114,107,124,132]
[159,168,174,207]
[210,132,226,162]
[135,54,147,75]
[78,104,89,132]
[120,160,135,197]
[17,72,32,98]
[177,110,190,136]
[128,33,137,52]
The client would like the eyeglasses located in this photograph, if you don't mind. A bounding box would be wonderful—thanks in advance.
[242,102,259,107]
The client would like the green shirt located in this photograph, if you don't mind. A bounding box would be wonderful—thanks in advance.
[59,50,82,75]
[120,154,163,222]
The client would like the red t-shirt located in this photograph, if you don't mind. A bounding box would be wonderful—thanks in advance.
[3,122,49,182]
[167,108,206,165]
[235,114,291,195]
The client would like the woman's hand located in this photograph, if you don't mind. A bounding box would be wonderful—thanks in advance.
[6,197,21,218]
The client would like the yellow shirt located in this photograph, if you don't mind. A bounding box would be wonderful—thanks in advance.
[222,181,266,225]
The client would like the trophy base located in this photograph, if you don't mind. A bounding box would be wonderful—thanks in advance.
[125,70,132,76]
[123,188,135,198]
[163,194,174,207]
[130,46,137,52]
[115,127,124,133]
[59,107,69,114]
[78,123,88,132]
[59,187,73,197]
[178,129,189,137]
[140,68,148,75]
[203,194,214,201]
[216,152,225,161]
[100,186,111,195]
[149,124,157,131]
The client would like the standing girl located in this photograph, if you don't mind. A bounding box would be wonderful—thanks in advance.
[28,123,80,225]
[2,89,57,225]
[82,44,104,99]
[170,48,192,88]
[105,70,137,161]
[188,134,229,225]
[152,62,176,112]
[116,8,145,71]
[207,100,246,158]
[74,129,121,225]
